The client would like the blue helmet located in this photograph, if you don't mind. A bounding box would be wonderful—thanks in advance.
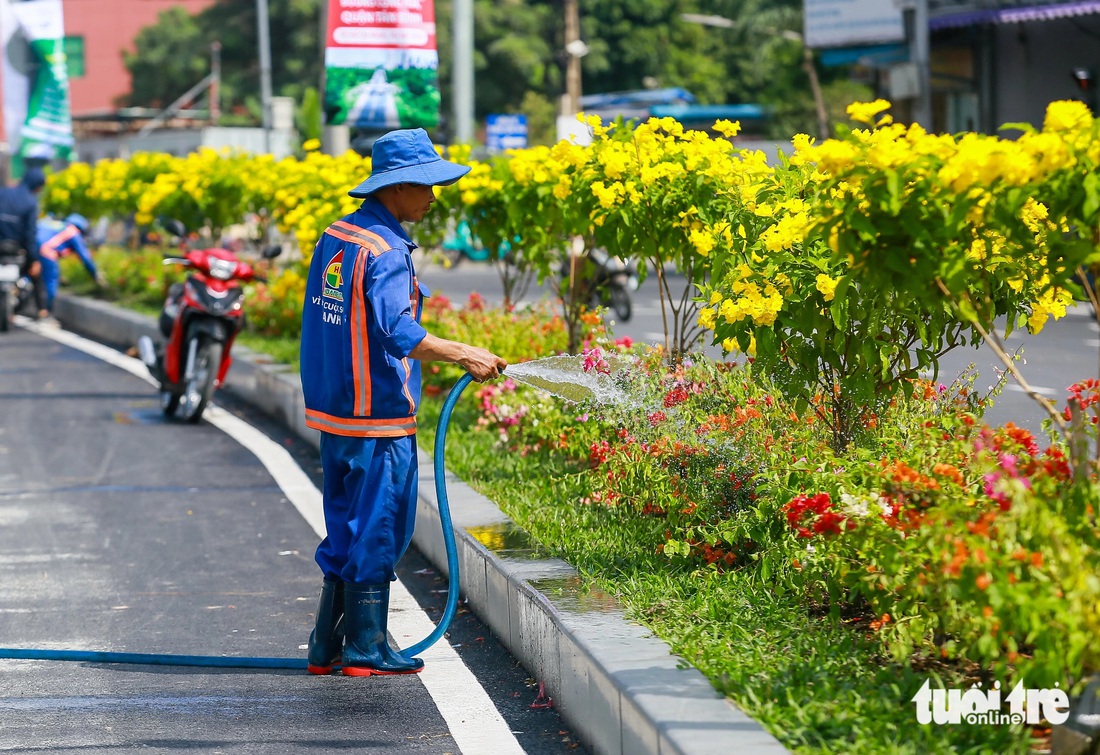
[65,213,90,234]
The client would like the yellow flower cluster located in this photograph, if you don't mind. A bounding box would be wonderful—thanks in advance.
[1027,281,1073,334]
[40,98,1100,367]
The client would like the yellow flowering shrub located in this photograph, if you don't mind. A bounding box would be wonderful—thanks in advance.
[807,99,1100,439]
[38,103,1100,452]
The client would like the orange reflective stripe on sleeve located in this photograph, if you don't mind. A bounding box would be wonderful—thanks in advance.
[330,220,392,257]
[349,241,371,415]
[41,226,77,261]
[400,358,415,414]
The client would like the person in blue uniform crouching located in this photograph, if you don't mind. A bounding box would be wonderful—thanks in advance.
[300,128,507,676]
[37,213,104,314]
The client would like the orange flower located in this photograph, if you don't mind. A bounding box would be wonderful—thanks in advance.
[932,463,965,486]
[868,613,892,631]
[975,574,992,590]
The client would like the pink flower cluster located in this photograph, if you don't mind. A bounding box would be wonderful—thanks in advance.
[475,379,529,440]
[582,348,611,375]
[982,453,1030,511]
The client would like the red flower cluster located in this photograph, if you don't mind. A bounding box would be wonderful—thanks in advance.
[1063,378,1100,423]
[992,422,1040,456]
[466,291,486,312]
[783,493,854,538]
[588,440,612,467]
[664,385,690,408]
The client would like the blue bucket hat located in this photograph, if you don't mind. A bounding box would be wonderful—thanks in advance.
[348,128,470,198]
[65,213,90,234]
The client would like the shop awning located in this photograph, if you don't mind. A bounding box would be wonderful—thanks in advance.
[818,43,909,67]
[931,0,1100,29]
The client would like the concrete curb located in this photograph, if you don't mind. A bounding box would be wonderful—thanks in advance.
[53,294,788,755]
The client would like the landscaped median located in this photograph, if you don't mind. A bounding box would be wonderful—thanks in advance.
[50,98,1100,752]
[61,245,1098,752]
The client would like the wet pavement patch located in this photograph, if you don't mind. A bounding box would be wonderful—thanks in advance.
[466,522,551,560]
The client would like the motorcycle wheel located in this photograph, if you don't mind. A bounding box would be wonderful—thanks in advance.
[0,289,9,332]
[160,389,181,417]
[609,285,632,322]
[440,245,464,268]
[178,338,222,424]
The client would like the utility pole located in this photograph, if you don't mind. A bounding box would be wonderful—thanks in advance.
[901,0,932,128]
[563,0,581,115]
[452,0,474,143]
[256,0,274,152]
[210,42,221,124]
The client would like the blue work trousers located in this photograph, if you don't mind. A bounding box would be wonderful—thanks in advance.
[315,433,418,584]
[39,255,60,310]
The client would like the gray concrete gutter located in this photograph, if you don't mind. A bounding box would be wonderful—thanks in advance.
[53,294,788,755]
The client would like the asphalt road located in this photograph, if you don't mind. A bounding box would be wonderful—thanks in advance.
[0,324,583,754]
[418,253,1100,436]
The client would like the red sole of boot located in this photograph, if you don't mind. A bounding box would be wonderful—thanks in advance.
[306,664,341,675]
[341,666,423,677]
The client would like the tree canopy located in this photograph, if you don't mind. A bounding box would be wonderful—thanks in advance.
[123,0,321,122]
[123,0,856,141]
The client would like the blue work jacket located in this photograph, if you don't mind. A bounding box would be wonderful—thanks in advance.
[0,182,40,261]
[300,198,429,438]
[37,219,96,274]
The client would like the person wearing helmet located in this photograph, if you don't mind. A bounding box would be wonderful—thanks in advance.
[299,128,507,676]
[36,211,103,315]
[0,167,48,321]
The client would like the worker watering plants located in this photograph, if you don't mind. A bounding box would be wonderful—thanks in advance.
[300,128,507,676]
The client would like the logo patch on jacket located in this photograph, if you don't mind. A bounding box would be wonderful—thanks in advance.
[323,251,344,301]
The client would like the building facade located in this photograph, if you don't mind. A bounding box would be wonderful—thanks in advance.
[930,1,1100,133]
[0,0,212,145]
[62,0,214,116]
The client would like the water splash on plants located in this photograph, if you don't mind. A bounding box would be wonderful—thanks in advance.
[504,353,638,407]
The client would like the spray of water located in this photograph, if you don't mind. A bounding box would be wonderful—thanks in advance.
[502,351,760,516]
[504,354,635,407]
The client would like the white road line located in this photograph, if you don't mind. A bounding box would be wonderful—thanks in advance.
[21,319,525,755]
[1004,383,1060,397]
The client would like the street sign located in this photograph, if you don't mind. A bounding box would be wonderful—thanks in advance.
[486,114,528,154]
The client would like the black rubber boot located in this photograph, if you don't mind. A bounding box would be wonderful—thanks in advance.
[306,578,344,675]
[342,583,424,676]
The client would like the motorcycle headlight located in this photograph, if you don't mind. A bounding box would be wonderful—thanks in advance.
[208,257,237,280]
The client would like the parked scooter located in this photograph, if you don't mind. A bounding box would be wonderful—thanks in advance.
[440,219,493,267]
[588,247,639,322]
[0,241,23,332]
[561,246,639,322]
[137,222,281,423]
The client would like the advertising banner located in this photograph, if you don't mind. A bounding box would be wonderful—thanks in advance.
[0,0,73,170]
[323,0,440,131]
[486,114,528,154]
[803,0,904,49]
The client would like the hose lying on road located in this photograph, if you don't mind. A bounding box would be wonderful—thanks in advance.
[0,373,473,670]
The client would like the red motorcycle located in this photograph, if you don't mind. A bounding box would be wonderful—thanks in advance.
[137,224,281,423]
